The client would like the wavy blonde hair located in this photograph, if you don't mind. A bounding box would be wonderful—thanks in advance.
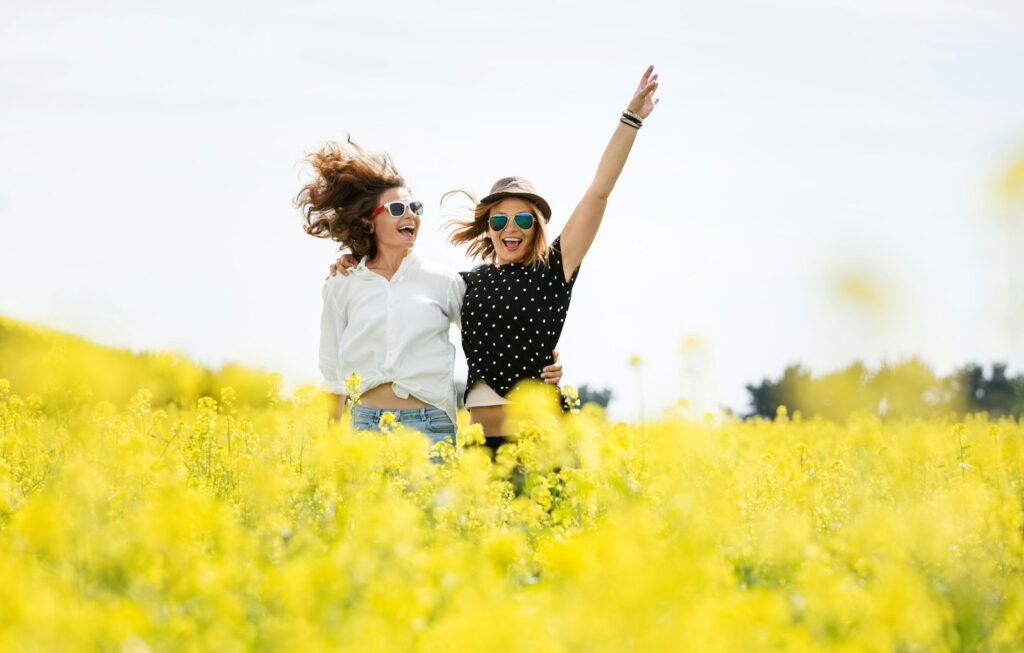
[443,189,550,267]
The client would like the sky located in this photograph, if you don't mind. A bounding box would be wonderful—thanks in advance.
[2,0,1023,419]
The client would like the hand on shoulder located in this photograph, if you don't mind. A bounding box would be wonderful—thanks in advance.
[327,253,359,279]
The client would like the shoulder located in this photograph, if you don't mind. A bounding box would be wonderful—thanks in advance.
[541,235,578,285]
[462,263,492,283]
[407,256,466,300]
[323,271,350,295]
[531,235,563,271]
[321,271,352,307]
[547,235,564,257]
[412,256,461,286]
[416,257,457,279]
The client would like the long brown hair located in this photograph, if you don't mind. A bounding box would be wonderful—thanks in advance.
[443,190,550,267]
[295,135,405,261]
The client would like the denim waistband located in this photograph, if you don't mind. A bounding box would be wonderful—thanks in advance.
[351,404,439,421]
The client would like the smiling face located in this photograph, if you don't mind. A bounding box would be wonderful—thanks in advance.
[488,197,538,265]
[370,187,420,251]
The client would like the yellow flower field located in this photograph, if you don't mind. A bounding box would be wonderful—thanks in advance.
[1,317,1023,652]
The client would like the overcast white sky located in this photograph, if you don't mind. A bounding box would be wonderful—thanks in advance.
[2,0,1023,418]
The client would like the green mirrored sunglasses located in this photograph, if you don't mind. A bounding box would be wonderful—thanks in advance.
[489,212,535,231]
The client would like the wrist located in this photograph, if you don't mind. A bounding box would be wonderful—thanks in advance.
[620,110,642,129]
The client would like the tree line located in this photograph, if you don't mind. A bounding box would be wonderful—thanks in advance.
[744,359,1024,420]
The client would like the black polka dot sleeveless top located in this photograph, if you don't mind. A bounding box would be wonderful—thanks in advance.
[460,236,580,399]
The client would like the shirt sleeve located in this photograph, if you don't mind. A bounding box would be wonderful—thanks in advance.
[319,280,348,394]
[549,236,580,288]
[446,272,467,330]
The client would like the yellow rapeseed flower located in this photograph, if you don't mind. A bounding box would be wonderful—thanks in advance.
[0,316,1021,651]
[346,371,363,405]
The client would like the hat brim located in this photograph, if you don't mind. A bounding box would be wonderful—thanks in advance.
[479,191,552,222]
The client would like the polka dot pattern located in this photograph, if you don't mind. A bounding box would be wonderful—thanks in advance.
[460,236,580,399]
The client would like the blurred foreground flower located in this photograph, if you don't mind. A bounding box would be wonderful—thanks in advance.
[561,384,581,412]
[997,155,1024,211]
[677,335,708,354]
[836,272,888,314]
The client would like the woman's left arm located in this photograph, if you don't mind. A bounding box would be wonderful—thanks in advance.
[558,65,660,279]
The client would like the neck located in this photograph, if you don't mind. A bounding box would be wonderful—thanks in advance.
[368,244,413,273]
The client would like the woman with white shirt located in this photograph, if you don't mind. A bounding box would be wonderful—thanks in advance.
[297,137,561,444]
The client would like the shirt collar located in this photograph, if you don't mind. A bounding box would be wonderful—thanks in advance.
[353,250,420,277]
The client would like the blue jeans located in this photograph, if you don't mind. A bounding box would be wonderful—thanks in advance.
[350,404,455,445]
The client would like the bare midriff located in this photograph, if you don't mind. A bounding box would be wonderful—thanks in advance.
[469,405,506,437]
[359,383,430,409]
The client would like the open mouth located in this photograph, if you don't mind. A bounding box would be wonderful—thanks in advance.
[398,224,416,238]
[502,237,522,252]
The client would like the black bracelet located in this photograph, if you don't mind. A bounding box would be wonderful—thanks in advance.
[620,115,641,129]
[620,111,642,128]
[623,109,643,123]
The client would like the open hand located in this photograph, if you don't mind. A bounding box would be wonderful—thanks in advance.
[627,65,660,120]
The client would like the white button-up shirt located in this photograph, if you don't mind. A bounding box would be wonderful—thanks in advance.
[319,252,466,425]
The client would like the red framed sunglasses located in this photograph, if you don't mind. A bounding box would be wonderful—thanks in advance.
[371,200,424,219]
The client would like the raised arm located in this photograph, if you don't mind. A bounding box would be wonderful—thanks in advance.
[558,65,659,279]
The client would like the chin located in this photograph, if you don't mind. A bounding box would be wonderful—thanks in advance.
[497,252,525,265]
[494,243,529,264]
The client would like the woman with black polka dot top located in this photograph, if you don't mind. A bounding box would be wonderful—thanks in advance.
[448,66,660,444]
